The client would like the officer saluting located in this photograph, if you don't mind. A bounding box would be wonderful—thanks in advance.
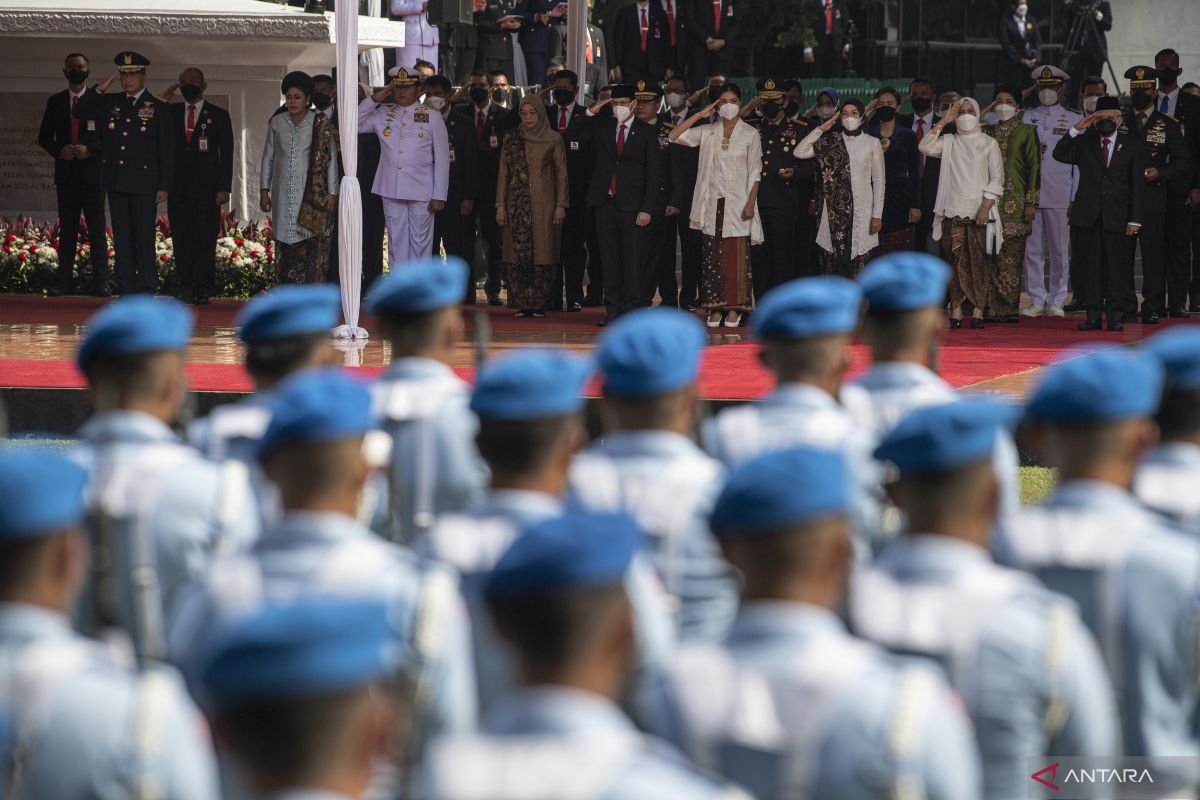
[75,52,174,295]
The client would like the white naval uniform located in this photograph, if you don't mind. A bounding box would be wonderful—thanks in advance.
[1021,103,1081,307]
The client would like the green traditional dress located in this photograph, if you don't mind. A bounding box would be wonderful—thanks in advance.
[984,118,1040,317]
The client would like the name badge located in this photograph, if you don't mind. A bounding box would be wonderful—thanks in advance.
[1148,132,1166,144]
[727,4,734,15]
[199,137,209,153]
[449,149,456,163]
[414,111,429,123]
[489,134,499,148]
[86,120,96,132]
[1052,127,1067,135]
[570,140,580,151]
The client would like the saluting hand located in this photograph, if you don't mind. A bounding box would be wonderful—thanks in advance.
[863,97,880,116]
[155,191,168,204]
[587,97,613,115]
[818,108,842,132]
[98,72,119,93]
[160,83,180,102]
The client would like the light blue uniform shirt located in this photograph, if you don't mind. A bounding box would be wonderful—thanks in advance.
[702,383,884,555]
[0,604,219,799]
[71,410,259,648]
[1134,442,1200,534]
[852,535,1120,800]
[421,686,750,800]
[187,392,281,530]
[568,430,739,642]
[646,602,982,800]
[1000,481,1200,792]
[372,358,488,545]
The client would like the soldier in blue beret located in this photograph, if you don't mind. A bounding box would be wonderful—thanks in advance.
[71,296,258,659]
[1001,350,1200,792]
[702,276,884,555]
[0,450,219,799]
[856,401,1120,798]
[170,368,477,785]
[197,599,406,800]
[646,446,982,800]
[569,307,739,642]
[366,257,486,545]
[422,512,749,800]
[1135,329,1200,531]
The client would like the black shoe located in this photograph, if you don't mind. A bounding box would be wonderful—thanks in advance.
[193,295,211,306]
[487,294,503,306]
[48,283,72,297]
[597,316,612,327]
[583,295,603,307]
[684,301,700,312]
[948,317,963,329]
[1190,303,1200,314]
[1004,315,1021,323]
[970,318,985,330]
[531,311,546,318]
[1168,307,1192,319]
[1142,312,1160,324]
[1062,301,1082,314]
[1108,322,1124,332]
[566,302,582,312]
[515,310,532,318]
[1078,320,1103,331]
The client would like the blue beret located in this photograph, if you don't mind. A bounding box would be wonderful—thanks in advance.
[1141,329,1200,391]
[597,308,706,397]
[484,512,639,605]
[197,598,402,707]
[257,368,373,459]
[1026,350,1164,423]
[77,296,193,369]
[753,277,862,339]
[236,285,341,343]
[365,257,468,314]
[470,349,591,420]
[710,447,851,535]
[0,450,88,540]
[857,253,951,312]
[875,400,1020,474]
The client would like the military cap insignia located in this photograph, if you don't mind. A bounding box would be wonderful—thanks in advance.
[1136,67,1145,80]
[637,80,646,92]
[123,53,132,66]
[764,79,776,91]
[1041,67,1053,80]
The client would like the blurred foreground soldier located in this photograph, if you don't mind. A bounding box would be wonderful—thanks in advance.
[366,258,486,544]
[648,447,982,800]
[72,296,257,653]
[856,402,1120,798]
[570,308,739,641]
[703,277,881,552]
[422,512,748,800]
[427,348,674,714]
[1001,350,1200,793]
[196,599,406,800]
[1135,328,1200,532]
[0,450,219,799]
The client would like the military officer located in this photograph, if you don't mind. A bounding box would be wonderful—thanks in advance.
[1021,65,1080,318]
[425,348,675,715]
[1135,328,1200,532]
[749,77,808,297]
[366,258,487,545]
[74,51,175,295]
[0,450,219,799]
[1001,350,1200,795]
[703,277,882,555]
[71,296,258,658]
[632,79,672,306]
[421,512,750,800]
[569,308,739,642]
[425,75,478,291]
[360,66,450,268]
[856,402,1120,799]
[1123,65,1192,323]
[646,447,983,800]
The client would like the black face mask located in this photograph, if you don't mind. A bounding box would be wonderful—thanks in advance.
[1158,67,1181,86]
[492,87,509,103]
[553,89,576,106]
[874,106,897,122]
[1096,119,1118,136]
[65,68,89,85]
[911,96,932,113]
[469,86,489,105]
[1131,90,1153,111]
[783,100,797,115]
[312,91,332,110]
[180,84,204,103]
[760,101,781,119]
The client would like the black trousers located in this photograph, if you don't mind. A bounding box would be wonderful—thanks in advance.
[595,200,649,319]
[1165,192,1194,310]
[1191,205,1200,309]
[108,190,158,294]
[474,198,505,297]
[652,212,702,308]
[551,199,588,308]
[434,203,476,303]
[1134,206,1167,316]
[754,201,801,300]
[169,191,220,300]
[687,46,732,87]
[524,51,548,87]
[585,208,604,302]
[55,179,108,291]
[1072,221,1133,324]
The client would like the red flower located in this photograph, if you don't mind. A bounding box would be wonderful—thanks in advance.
[160,254,169,263]
[17,253,27,262]
[107,249,114,256]
[4,234,14,243]
[234,238,244,246]
[231,250,241,259]
[2,245,9,253]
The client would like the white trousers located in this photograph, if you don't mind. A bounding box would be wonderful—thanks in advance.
[383,198,435,269]
[1024,206,1070,306]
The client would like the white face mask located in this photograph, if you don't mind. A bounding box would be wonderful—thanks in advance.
[1039,88,1060,107]
[1082,95,1099,113]
[816,105,835,119]
[994,103,1016,121]
[425,96,447,111]
[956,113,979,132]
[718,102,740,120]
[612,104,632,123]
[665,92,686,109]
[841,115,861,131]
[1016,3,1027,16]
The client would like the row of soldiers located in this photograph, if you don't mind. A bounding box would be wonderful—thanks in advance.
[4,250,1200,797]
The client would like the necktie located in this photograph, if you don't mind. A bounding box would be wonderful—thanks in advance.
[713,0,721,35]
[559,107,569,133]
[1160,94,1170,115]
[825,0,833,35]
[916,117,926,176]
[586,28,594,63]
[1102,136,1110,168]
[673,114,681,125]
[186,104,196,144]
[640,7,648,53]
[610,123,627,195]
[318,110,327,120]
[665,0,675,46]
[476,110,485,145]
[70,95,80,146]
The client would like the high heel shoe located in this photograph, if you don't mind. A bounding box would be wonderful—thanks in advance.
[970,317,985,330]
[707,312,725,328]
[949,317,963,329]
[723,312,741,328]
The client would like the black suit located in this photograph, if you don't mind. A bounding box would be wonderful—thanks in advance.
[168,100,233,302]
[433,110,479,303]
[440,23,479,86]
[681,0,736,84]
[548,103,594,307]
[611,2,672,86]
[75,87,175,294]
[583,114,664,319]
[808,0,849,79]
[1068,0,1111,97]
[899,111,948,253]
[998,14,1041,89]
[1161,90,1200,309]
[751,115,812,297]
[657,107,703,307]
[516,0,559,86]
[461,103,517,297]
[475,0,516,79]
[1053,127,1145,326]
[37,88,108,293]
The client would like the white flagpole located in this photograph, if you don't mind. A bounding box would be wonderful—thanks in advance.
[333,2,368,339]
